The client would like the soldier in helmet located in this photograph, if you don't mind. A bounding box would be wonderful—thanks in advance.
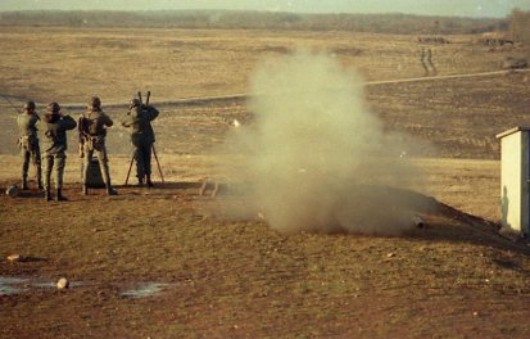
[41,102,77,202]
[17,100,42,190]
[78,96,117,195]
[122,97,159,187]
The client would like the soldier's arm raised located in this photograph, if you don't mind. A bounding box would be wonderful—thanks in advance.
[62,115,78,130]
[122,106,139,127]
[146,105,159,121]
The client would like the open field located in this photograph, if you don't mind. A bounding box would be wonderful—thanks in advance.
[1,27,530,338]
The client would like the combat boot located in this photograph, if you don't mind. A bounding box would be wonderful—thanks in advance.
[137,177,144,187]
[106,183,118,196]
[44,188,52,202]
[146,175,154,188]
[55,188,68,202]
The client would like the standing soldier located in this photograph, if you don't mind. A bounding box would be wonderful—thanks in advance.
[122,97,159,187]
[420,47,437,76]
[17,100,42,190]
[41,102,77,202]
[78,96,117,195]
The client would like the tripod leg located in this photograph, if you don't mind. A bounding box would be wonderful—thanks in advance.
[152,144,165,183]
[125,151,136,186]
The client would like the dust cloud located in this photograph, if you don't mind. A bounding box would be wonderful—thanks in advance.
[225,49,435,235]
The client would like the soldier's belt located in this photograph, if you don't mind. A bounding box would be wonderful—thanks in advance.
[86,136,105,150]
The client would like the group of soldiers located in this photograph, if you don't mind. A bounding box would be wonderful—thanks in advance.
[16,96,159,202]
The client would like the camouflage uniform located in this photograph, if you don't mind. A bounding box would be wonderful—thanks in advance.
[122,98,159,187]
[78,97,117,195]
[17,101,42,190]
[41,102,77,201]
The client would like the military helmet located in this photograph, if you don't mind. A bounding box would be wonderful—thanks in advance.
[130,97,141,107]
[47,102,61,113]
[23,100,36,111]
[89,96,101,109]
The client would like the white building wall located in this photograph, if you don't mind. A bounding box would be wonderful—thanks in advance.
[498,128,530,235]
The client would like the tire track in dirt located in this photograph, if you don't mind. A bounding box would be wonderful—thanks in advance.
[1,68,528,109]
[366,68,529,86]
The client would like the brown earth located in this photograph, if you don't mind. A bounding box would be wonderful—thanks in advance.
[1,27,530,338]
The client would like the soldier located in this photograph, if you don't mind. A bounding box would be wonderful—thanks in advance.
[420,47,437,76]
[41,102,77,202]
[122,97,159,187]
[78,96,117,195]
[17,100,42,190]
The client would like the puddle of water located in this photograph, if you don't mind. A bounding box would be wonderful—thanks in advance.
[0,277,29,284]
[1,276,168,298]
[0,276,30,296]
[31,280,85,289]
[0,285,28,296]
[0,276,85,295]
[30,282,57,289]
[120,283,170,299]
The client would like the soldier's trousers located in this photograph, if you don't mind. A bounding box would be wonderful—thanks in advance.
[134,143,153,180]
[20,141,41,181]
[82,143,112,186]
[42,152,66,190]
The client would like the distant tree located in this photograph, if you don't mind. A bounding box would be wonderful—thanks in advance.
[0,10,508,35]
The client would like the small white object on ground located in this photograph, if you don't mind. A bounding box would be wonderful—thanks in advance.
[6,254,21,262]
[56,277,69,289]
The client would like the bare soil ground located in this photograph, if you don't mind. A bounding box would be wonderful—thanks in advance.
[1,27,530,338]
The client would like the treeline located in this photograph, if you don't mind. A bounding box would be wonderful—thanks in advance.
[0,10,508,35]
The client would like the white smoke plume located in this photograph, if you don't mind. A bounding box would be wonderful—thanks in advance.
[225,49,434,235]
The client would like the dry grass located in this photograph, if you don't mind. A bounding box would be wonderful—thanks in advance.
[1,27,530,338]
[0,27,524,103]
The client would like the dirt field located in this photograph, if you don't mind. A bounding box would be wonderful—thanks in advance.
[1,27,530,338]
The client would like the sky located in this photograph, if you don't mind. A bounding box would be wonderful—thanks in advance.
[0,0,529,18]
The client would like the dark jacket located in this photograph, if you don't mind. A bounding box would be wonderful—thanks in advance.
[122,105,159,145]
[17,111,40,137]
[42,114,77,155]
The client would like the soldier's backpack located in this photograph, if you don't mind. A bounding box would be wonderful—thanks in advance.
[81,158,105,188]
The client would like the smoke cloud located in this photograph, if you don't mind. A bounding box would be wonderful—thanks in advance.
[225,49,434,235]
